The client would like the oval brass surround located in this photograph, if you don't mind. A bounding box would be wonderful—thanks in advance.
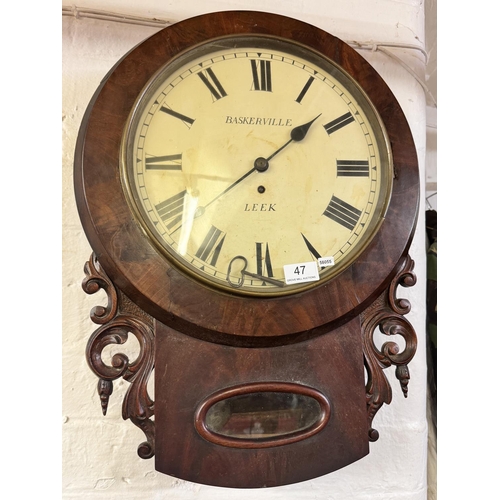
[194,382,331,448]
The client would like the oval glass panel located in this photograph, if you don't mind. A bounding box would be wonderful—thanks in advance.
[205,391,323,440]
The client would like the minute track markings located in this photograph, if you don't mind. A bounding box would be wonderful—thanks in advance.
[127,41,390,295]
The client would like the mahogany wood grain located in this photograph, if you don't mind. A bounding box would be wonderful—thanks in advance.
[154,318,369,488]
[77,12,420,486]
[74,11,419,347]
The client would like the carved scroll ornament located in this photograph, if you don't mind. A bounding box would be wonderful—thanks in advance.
[81,252,417,455]
[82,253,155,459]
[361,255,418,442]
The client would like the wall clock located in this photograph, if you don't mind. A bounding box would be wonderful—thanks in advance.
[74,10,419,488]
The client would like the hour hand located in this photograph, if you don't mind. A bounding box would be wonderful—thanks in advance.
[290,113,322,142]
[266,114,322,161]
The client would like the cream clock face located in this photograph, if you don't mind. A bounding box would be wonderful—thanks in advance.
[122,36,393,296]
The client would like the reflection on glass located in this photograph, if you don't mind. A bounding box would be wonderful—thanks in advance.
[205,392,322,439]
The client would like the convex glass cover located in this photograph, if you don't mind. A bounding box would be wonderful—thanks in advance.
[122,36,393,295]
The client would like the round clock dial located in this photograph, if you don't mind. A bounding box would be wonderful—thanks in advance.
[122,36,393,296]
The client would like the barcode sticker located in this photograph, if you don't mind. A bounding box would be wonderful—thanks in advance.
[318,256,334,267]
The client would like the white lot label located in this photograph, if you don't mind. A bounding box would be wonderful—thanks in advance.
[284,261,320,284]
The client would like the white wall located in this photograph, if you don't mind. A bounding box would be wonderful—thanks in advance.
[62,1,429,498]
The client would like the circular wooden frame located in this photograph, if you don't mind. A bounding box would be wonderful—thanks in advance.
[74,11,419,347]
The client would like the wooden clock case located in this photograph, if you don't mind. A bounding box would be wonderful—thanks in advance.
[74,10,419,488]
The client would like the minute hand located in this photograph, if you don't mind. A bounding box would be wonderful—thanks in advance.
[201,167,257,212]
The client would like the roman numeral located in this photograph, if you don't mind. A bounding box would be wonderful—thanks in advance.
[251,60,272,91]
[195,225,226,266]
[301,234,322,260]
[198,68,227,100]
[336,159,369,177]
[145,154,182,170]
[159,105,195,127]
[323,195,362,231]
[155,190,186,230]
[323,112,355,135]
[295,76,315,103]
[256,242,274,280]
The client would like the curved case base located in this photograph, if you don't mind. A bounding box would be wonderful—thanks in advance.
[154,318,369,488]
